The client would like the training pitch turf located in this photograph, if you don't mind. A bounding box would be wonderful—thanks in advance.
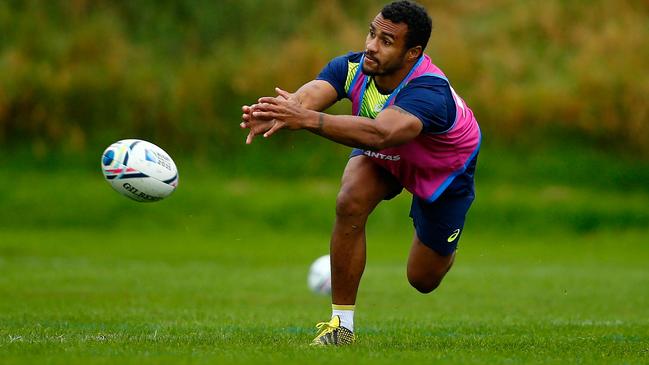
[0,148,648,364]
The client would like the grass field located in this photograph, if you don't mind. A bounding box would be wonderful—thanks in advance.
[1,145,648,364]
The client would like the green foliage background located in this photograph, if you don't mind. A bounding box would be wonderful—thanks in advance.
[2,0,648,160]
[2,3,649,362]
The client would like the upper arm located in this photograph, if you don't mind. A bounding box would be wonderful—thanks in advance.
[315,53,351,101]
[393,76,456,133]
[372,106,423,149]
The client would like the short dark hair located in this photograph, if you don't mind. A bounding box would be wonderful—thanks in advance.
[381,1,432,53]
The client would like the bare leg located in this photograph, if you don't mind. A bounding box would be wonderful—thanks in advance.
[331,156,400,305]
[407,233,456,293]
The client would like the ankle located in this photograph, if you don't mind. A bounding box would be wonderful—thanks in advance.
[332,304,355,332]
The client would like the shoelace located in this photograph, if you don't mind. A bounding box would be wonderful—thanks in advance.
[314,321,337,335]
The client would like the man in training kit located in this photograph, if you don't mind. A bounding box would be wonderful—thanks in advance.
[240,0,480,346]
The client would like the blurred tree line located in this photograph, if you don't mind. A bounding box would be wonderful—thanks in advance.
[1,0,648,159]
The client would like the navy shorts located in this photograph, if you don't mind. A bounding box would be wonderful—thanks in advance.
[350,148,476,256]
[409,192,474,256]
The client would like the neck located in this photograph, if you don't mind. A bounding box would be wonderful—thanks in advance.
[373,59,419,94]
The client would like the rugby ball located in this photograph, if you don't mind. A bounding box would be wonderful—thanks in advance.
[101,139,179,202]
[308,254,331,295]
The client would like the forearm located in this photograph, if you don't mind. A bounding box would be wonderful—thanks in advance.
[252,92,421,147]
[291,81,338,112]
[301,111,390,150]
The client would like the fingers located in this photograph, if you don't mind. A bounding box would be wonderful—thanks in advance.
[245,120,283,143]
[258,96,281,105]
[241,89,291,144]
[256,86,292,104]
[246,130,255,145]
[241,104,254,128]
[242,103,274,127]
[264,121,285,138]
[245,124,269,144]
[252,86,292,105]
[275,87,291,99]
[252,101,285,113]
[252,110,279,120]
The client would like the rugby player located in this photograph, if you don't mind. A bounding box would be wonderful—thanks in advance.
[241,0,481,346]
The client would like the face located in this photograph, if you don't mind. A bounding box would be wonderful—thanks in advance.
[362,13,412,76]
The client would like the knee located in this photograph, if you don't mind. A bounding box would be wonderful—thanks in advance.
[407,272,443,294]
[335,189,368,218]
[408,277,441,294]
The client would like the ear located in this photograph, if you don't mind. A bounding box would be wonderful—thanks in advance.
[407,46,423,62]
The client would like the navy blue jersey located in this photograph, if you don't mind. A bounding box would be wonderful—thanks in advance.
[317,52,457,134]
[317,52,476,199]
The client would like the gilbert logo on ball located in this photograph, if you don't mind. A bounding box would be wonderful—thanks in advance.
[101,139,179,202]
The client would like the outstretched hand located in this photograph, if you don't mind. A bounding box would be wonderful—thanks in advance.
[240,104,275,145]
[240,87,313,144]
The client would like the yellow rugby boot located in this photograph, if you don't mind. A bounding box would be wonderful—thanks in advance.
[310,315,355,346]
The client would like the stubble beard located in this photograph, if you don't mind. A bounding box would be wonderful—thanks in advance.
[362,51,408,77]
[362,64,380,76]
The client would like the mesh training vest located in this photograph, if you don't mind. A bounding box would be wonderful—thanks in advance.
[345,54,481,202]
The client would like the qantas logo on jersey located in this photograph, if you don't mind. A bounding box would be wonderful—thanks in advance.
[363,150,400,161]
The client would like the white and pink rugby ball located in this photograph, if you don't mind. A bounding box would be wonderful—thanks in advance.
[101,139,179,202]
